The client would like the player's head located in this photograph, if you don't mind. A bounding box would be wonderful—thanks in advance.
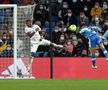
[34,20,41,27]
[26,19,33,27]
[79,23,87,29]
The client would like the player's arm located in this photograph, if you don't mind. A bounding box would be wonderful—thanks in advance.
[35,27,45,37]
[100,35,106,40]
[79,28,86,34]
[103,30,108,40]
[26,32,35,38]
[90,26,102,32]
[25,26,36,38]
[35,28,42,35]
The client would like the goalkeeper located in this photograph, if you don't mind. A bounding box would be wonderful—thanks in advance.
[25,19,64,71]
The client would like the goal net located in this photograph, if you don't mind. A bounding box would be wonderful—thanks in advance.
[0,4,35,79]
[0,5,17,79]
[17,4,36,78]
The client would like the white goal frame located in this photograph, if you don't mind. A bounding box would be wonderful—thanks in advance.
[0,4,17,78]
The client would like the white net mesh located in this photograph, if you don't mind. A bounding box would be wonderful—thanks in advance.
[0,6,14,78]
[0,4,36,79]
[17,4,36,78]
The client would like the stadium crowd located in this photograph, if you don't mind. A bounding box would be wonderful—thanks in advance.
[33,0,108,57]
[0,24,13,57]
[0,3,14,57]
[0,0,108,57]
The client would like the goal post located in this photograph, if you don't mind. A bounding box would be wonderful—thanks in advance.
[13,5,17,79]
[0,4,35,79]
[0,4,17,78]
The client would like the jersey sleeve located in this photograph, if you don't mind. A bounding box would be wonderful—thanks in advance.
[89,26,102,32]
[25,27,30,33]
[25,26,34,33]
[79,28,87,34]
[103,30,108,39]
[33,25,41,31]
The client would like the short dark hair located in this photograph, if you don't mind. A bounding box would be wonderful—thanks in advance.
[79,23,86,28]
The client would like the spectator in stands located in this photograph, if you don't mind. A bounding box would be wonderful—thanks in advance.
[0,39,7,57]
[5,24,13,46]
[55,0,63,18]
[0,0,10,4]
[102,1,108,19]
[81,0,94,21]
[43,21,49,34]
[90,2,103,21]
[71,34,87,57]
[0,32,2,39]
[77,11,90,26]
[102,18,108,33]
[0,9,7,27]
[64,27,74,39]
[6,24,13,35]
[94,49,100,57]
[77,37,88,57]
[58,21,67,32]
[58,1,69,20]
[10,0,17,4]
[83,6,91,21]
[70,0,81,15]
[3,44,13,57]
[33,4,48,26]
[63,9,77,26]
[59,34,66,45]
[64,39,74,54]
[33,0,42,4]
[16,0,23,5]
[2,32,7,44]
[52,26,62,44]
[22,0,32,5]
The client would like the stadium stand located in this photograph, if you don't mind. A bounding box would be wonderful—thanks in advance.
[0,0,108,57]
[32,0,108,57]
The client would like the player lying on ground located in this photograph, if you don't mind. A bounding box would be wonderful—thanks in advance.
[79,24,108,69]
[25,19,64,72]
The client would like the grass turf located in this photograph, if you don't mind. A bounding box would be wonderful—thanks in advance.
[0,79,108,90]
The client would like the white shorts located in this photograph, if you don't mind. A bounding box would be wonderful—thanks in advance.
[31,39,51,53]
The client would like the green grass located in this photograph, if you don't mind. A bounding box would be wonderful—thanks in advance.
[0,79,108,90]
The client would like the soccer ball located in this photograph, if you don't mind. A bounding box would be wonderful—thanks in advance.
[68,24,77,31]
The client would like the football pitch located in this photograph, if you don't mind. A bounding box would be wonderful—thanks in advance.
[0,79,108,90]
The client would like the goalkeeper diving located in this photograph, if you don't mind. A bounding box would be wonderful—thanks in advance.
[25,19,64,72]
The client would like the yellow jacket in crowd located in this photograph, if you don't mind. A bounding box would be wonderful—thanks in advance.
[90,7,103,18]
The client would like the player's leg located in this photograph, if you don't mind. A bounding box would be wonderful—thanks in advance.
[99,44,108,62]
[51,43,64,48]
[28,43,39,72]
[97,36,108,62]
[90,48,97,69]
[89,38,97,69]
[40,39,64,48]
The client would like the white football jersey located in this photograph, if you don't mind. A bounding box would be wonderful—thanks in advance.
[25,25,41,44]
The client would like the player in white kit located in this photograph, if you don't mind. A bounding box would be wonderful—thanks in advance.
[25,19,63,71]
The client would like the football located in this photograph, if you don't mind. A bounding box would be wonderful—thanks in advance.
[68,24,77,31]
